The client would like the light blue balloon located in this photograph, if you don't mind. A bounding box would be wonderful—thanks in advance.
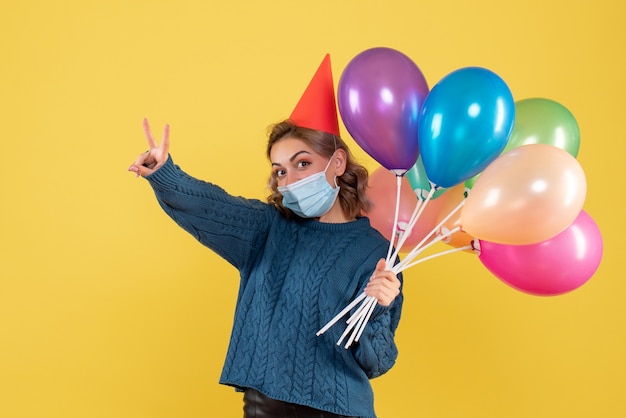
[418,67,515,188]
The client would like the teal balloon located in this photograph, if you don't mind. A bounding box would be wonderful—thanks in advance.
[406,156,445,200]
[418,67,515,188]
[505,98,580,157]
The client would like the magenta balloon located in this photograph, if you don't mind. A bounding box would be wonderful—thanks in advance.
[477,210,603,296]
[338,47,429,174]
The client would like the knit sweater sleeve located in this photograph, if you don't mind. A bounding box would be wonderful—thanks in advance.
[353,255,404,379]
[352,288,403,379]
[143,156,274,270]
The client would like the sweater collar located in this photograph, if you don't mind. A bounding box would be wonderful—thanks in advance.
[295,216,372,233]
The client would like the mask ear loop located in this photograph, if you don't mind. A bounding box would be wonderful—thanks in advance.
[331,135,339,188]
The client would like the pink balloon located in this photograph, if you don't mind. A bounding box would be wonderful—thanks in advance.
[364,167,445,252]
[477,210,603,296]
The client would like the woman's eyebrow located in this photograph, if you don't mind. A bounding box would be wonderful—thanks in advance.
[289,150,312,162]
[271,150,312,166]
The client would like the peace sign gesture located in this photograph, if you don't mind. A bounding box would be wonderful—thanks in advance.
[128,118,170,177]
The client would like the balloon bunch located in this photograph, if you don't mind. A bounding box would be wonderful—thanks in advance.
[317,47,603,348]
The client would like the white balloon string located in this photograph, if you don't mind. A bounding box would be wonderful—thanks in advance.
[353,297,378,344]
[316,291,367,336]
[396,197,466,271]
[395,237,470,274]
[389,186,436,264]
[390,201,422,259]
[385,175,403,265]
[344,302,370,348]
[341,296,376,348]
[336,316,358,346]
[393,224,460,272]
[346,295,373,325]
[336,295,376,346]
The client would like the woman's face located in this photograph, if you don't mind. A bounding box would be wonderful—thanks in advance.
[269,137,335,187]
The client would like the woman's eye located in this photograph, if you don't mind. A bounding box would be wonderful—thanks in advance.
[297,161,310,169]
[275,169,286,179]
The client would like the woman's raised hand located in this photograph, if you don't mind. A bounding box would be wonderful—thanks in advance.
[128,118,170,177]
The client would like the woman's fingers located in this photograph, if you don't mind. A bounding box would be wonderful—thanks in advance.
[128,163,153,178]
[366,258,401,306]
[366,282,399,306]
[143,118,158,149]
[128,151,153,177]
[373,258,387,273]
[161,123,170,154]
[130,119,170,177]
[132,150,149,166]
[144,118,170,152]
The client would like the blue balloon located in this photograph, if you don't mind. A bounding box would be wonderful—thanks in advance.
[418,67,515,188]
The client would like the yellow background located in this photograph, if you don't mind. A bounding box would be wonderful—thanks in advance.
[1,1,623,417]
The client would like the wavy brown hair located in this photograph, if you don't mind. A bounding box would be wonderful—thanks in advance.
[266,120,370,219]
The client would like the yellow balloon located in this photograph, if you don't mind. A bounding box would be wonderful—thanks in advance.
[460,144,586,245]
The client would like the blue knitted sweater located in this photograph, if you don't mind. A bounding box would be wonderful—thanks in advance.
[145,157,403,418]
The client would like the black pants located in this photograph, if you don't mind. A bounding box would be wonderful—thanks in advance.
[243,388,357,418]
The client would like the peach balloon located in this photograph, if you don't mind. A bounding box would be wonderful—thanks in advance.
[460,144,586,245]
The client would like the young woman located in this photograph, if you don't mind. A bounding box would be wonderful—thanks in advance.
[128,55,403,418]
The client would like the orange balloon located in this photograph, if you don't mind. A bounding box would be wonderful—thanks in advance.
[435,184,475,252]
[460,144,586,245]
[364,167,445,252]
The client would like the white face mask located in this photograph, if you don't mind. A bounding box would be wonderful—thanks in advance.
[277,155,340,218]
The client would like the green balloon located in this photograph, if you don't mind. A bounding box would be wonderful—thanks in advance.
[406,156,445,200]
[464,174,479,190]
[505,98,580,157]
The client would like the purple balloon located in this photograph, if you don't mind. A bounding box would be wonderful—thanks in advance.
[338,47,429,174]
[477,210,603,296]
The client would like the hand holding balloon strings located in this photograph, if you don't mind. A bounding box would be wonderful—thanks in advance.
[318,179,471,348]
